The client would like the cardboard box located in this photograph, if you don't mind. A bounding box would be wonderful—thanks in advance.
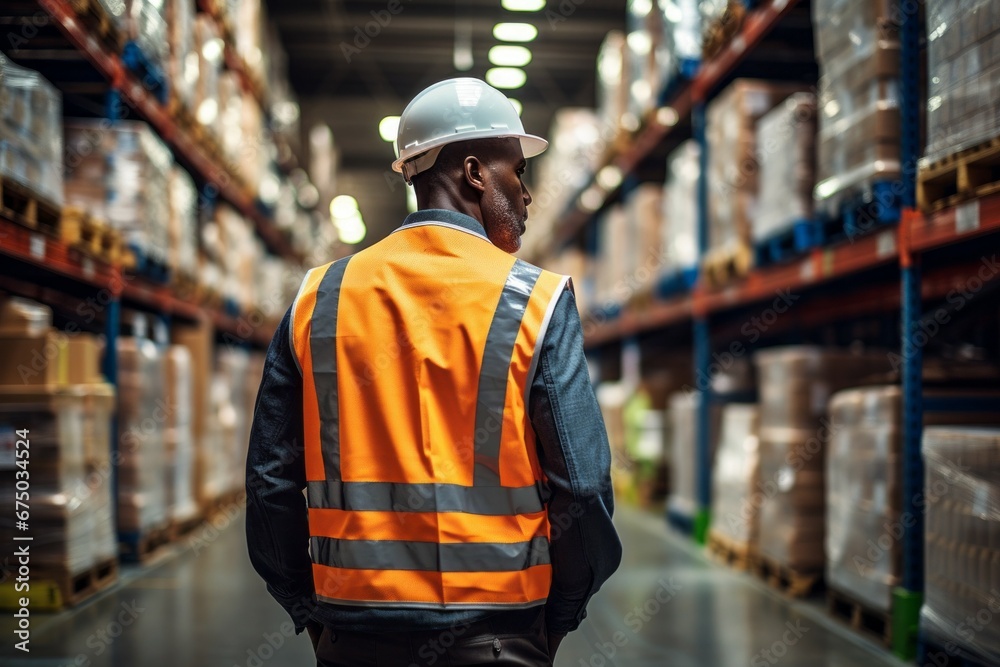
[67,334,104,385]
[0,332,69,386]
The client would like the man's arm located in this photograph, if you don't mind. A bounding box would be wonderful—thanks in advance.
[529,288,623,637]
[245,308,316,633]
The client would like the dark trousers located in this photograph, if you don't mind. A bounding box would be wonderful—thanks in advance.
[314,607,551,667]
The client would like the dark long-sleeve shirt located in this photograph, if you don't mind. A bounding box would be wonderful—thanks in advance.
[245,209,622,637]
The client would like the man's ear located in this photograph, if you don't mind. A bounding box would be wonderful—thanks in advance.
[463,156,487,193]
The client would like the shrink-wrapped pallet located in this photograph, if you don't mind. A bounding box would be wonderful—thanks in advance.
[623,183,664,292]
[0,388,90,573]
[826,387,1000,614]
[922,428,1000,665]
[666,391,720,522]
[826,386,903,612]
[168,165,198,279]
[597,32,630,135]
[754,93,817,243]
[653,0,700,83]
[709,404,760,548]
[167,0,197,110]
[0,381,116,575]
[117,335,168,534]
[753,346,891,572]
[923,0,1000,165]
[812,0,901,218]
[109,122,172,265]
[0,56,63,206]
[123,0,169,70]
[172,320,224,511]
[64,120,114,222]
[595,204,629,309]
[165,345,198,524]
[83,383,117,564]
[661,140,699,275]
[707,80,806,256]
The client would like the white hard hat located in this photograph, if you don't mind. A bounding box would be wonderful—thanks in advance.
[392,77,548,183]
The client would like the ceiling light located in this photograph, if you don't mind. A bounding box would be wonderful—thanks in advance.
[379,116,400,142]
[489,45,532,67]
[596,165,623,190]
[330,195,359,219]
[502,0,545,11]
[508,98,523,116]
[656,106,679,126]
[493,22,538,42]
[486,67,527,89]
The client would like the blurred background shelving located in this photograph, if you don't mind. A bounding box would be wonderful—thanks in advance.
[1,1,999,665]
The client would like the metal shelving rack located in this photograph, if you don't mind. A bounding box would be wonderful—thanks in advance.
[1,0,295,548]
[548,1,1000,661]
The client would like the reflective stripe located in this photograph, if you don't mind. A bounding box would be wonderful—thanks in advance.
[311,258,352,482]
[473,259,541,486]
[307,480,546,515]
[312,563,552,608]
[314,596,547,611]
[310,536,550,573]
[524,275,570,405]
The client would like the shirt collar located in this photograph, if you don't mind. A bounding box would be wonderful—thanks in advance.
[396,209,490,241]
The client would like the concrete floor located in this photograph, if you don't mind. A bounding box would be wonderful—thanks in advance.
[1,506,906,666]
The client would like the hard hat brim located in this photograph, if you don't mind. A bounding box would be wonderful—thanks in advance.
[392,132,549,174]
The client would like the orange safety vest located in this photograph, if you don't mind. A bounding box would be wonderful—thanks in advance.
[290,219,570,610]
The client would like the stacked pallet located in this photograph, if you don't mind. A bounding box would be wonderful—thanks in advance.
[918,0,1000,212]
[0,297,118,609]
[117,326,170,561]
[0,57,63,230]
[659,140,700,294]
[812,0,902,225]
[64,120,173,280]
[922,428,1000,665]
[707,404,760,569]
[753,93,818,265]
[704,79,806,286]
[165,345,199,536]
[752,346,891,596]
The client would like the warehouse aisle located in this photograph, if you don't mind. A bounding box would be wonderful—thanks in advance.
[2,507,904,667]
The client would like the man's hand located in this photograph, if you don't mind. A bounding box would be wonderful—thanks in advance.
[306,622,324,652]
[547,633,565,659]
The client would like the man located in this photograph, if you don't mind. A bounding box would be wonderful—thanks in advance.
[246,78,621,666]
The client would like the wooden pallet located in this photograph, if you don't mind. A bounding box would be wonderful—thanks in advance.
[119,524,173,563]
[706,532,755,571]
[0,177,61,233]
[918,136,1000,213]
[59,207,123,265]
[827,587,892,647]
[172,270,200,300]
[1,558,119,611]
[169,513,205,541]
[701,244,752,289]
[751,554,823,598]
